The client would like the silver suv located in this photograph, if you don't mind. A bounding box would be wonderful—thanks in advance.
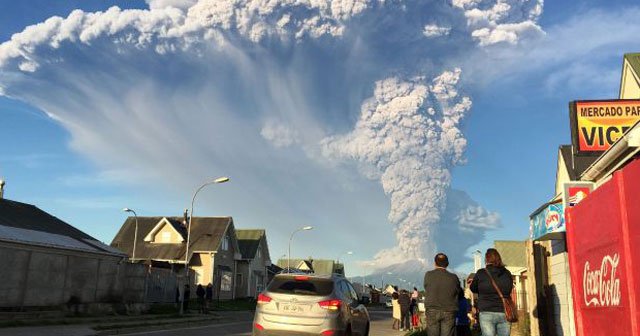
[253,273,370,336]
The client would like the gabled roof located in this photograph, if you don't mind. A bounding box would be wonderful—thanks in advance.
[0,198,124,256]
[111,216,234,262]
[143,217,186,242]
[236,229,265,260]
[276,258,341,275]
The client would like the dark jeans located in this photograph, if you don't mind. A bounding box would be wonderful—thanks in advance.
[426,309,456,336]
[456,324,471,336]
[401,310,411,329]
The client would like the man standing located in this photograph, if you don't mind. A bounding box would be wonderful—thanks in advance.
[398,289,411,331]
[423,253,461,336]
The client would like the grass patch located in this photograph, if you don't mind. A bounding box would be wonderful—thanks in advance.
[209,299,256,311]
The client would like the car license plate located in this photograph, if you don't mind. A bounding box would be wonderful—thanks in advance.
[280,304,306,313]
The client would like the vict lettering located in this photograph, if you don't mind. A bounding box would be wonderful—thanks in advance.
[606,127,620,144]
[581,127,596,146]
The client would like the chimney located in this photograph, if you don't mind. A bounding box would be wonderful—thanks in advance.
[0,179,5,199]
[183,208,189,227]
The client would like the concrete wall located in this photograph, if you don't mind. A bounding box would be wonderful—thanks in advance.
[0,241,175,308]
[548,240,576,336]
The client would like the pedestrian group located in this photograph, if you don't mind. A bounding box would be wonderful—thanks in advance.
[393,248,514,336]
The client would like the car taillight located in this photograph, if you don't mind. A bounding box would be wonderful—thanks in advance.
[318,299,342,311]
[321,330,335,336]
[257,293,272,304]
[255,323,264,331]
[294,275,310,281]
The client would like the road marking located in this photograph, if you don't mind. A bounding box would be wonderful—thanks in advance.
[114,320,253,335]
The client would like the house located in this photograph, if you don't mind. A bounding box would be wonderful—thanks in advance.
[276,258,345,275]
[0,194,127,307]
[495,240,528,312]
[235,229,272,298]
[111,215,242,300]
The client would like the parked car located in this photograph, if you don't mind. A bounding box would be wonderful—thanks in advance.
[253,273,370,335]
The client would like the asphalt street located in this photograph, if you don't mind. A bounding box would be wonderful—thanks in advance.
[114,309,409,336]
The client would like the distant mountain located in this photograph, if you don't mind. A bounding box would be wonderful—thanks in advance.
[354,259,469,291]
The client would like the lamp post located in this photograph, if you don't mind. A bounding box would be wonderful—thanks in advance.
[181,176,229,315]
[336,251,353,264]
[287,226,313,272]
[122,208,138,261]
[336,251,353,276]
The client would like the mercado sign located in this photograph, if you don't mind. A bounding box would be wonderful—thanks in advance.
[570,99,640,154]
[530,202,565,241]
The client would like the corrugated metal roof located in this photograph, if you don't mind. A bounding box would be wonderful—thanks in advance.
[0,198,123,256]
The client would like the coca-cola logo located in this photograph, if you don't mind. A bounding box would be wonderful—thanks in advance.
[583,253,621,307]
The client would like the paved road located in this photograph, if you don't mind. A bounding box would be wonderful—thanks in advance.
[114,309,408,336]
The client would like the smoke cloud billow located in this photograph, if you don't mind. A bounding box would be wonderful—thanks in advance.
[321,71,474,266]
[0,0,538,269]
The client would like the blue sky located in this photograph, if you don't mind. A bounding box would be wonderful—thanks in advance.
[1,0,638,278]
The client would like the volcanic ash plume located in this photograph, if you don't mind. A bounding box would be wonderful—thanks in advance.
[322,70,471,267]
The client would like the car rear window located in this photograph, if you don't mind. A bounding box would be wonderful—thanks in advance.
[267,277,334,296]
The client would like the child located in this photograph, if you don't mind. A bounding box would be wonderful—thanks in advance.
[409,298,419,330]
[456,291,471,336]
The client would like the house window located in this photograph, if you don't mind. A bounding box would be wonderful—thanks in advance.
[161,231,171,243]
[256,248,261,258]
[221,235,229,251]
[221,271,232,291]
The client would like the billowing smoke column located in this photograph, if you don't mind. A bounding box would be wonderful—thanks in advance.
[322,72,471,265]
[0,0,542,269]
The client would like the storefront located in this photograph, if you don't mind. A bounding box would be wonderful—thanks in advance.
[526,53,640,336]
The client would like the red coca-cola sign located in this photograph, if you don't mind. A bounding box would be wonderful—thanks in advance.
[566,158,640,336]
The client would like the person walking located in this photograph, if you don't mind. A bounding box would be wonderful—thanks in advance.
[205,283,213,312]
[392,288,401,330]
[412,287,419,300]
[196,284,206,314]
[410,298,419,330]
[423,253,461,336]
[399,289,411,331]
[183,284,191,312]
[470,248,514,336]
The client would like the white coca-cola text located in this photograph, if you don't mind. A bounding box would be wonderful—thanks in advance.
[583,253,621,307]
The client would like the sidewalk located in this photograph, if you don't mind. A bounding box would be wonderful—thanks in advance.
[0,325,96,336]
[0,311,254,336]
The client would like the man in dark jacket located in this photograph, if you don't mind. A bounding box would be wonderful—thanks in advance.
[398,289,411,331]
[423,253,461,336]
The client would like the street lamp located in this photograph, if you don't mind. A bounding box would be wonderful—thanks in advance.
[288,226,313,272]
[336,251,353,263]
[181,176,229,315]
[122,208,138,261]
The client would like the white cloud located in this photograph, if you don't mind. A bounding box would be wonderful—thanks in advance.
[261,121,301,148]
[453,0,544,46]
[423,24,451,38]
